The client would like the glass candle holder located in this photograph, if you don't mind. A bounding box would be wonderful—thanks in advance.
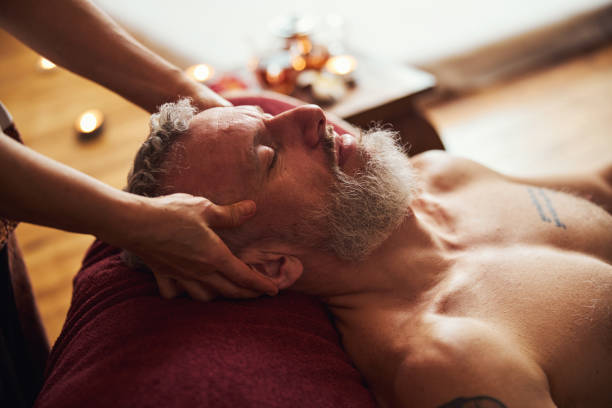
[254,52,298,95]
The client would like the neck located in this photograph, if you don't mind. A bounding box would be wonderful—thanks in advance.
[292,208,455,314]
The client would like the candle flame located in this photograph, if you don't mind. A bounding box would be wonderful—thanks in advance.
[266,64,283,84]
[80,113,97,133]
[291,56,306,71]
[76,109,104,134]
[39,57,56,70]
[296,38,312,55]
[186,64,214,82]
[326,55,357,75]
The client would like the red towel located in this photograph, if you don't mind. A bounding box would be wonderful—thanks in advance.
[35,241,376,407]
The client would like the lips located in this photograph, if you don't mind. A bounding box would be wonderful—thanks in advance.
[336,133,356,168]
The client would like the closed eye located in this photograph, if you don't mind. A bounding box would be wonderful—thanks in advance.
[256,145,277,173]
[269,148,278,170]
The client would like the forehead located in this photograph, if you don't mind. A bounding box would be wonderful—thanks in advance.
[192,105,263,138]
[168,106,264,202]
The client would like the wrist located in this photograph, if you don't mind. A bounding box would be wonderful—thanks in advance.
[97,191,151,249]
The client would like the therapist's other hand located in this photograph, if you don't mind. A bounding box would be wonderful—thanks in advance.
[124,193,278,301]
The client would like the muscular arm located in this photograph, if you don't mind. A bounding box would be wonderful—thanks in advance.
[394,316,557,408]
[0,0,229,113]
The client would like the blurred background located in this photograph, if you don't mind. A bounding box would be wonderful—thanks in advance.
[1,0,611,343]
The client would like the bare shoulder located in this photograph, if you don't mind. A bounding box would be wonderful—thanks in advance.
[393,314,556,408]
[410,150,501,192]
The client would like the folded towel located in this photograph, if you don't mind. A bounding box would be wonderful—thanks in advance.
[35,241,375,407]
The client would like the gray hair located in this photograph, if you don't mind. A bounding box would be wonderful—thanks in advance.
[125,98,270,257]
[126,98,196,196]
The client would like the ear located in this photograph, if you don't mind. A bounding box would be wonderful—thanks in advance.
[248,253,303,290]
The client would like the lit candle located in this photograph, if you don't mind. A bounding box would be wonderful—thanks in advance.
[75,109,104,139]
[295,37,312,55]
[255,52,297,95]
[265,64,283,84]
[296,69,319,88]
[304,44,330,70]
[311,73,347,104]
[38,57,56,71]
[325,55,357,76]
[291,55,306,72]
[185,63,214,82]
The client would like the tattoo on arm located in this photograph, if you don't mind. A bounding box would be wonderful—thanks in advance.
[438,395,508,407]
[527,187,567,229]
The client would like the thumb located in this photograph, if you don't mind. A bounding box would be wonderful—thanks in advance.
[205,200,256,228]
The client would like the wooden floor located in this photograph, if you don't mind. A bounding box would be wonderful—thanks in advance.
[423,46,612,176]
[1,28,611,344]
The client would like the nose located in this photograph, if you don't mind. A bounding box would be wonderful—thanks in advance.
[271,104,326,148]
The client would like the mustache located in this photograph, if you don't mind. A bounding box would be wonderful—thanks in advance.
[322,125,339,168]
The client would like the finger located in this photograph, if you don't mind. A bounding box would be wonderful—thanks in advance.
[205,200,256,228]
[199,273,262,299]
[179,280,216,302]
[153,273,181,299]
[211,247,278,295]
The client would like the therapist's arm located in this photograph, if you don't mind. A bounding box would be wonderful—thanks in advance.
[0,132,278,299]
[0,0,230,113]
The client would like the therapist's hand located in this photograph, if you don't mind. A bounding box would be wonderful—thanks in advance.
[122,193,278,301]
[186,81,233,112]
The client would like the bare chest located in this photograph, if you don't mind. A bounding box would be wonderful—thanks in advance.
[340,251,612,407]
[425,180,612,263]
[434,248,612,406]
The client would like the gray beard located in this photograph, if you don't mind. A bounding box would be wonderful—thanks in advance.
[306,128,417,261]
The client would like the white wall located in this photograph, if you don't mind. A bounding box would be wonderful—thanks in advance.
[95,0,611,69]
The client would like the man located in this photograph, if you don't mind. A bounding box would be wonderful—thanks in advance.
[127,98,612,407]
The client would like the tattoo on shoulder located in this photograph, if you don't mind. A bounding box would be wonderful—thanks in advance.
[526,187,567,229]
[438,395,508,408]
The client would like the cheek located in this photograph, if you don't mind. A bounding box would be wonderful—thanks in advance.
[260,164,332,218]
[251,146,336,229]
[287,148,334,182]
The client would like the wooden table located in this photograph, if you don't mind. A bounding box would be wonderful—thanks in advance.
[227,56,444,156]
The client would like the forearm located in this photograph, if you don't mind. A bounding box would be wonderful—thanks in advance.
[0,132,140,244]
[0,0,229,113]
